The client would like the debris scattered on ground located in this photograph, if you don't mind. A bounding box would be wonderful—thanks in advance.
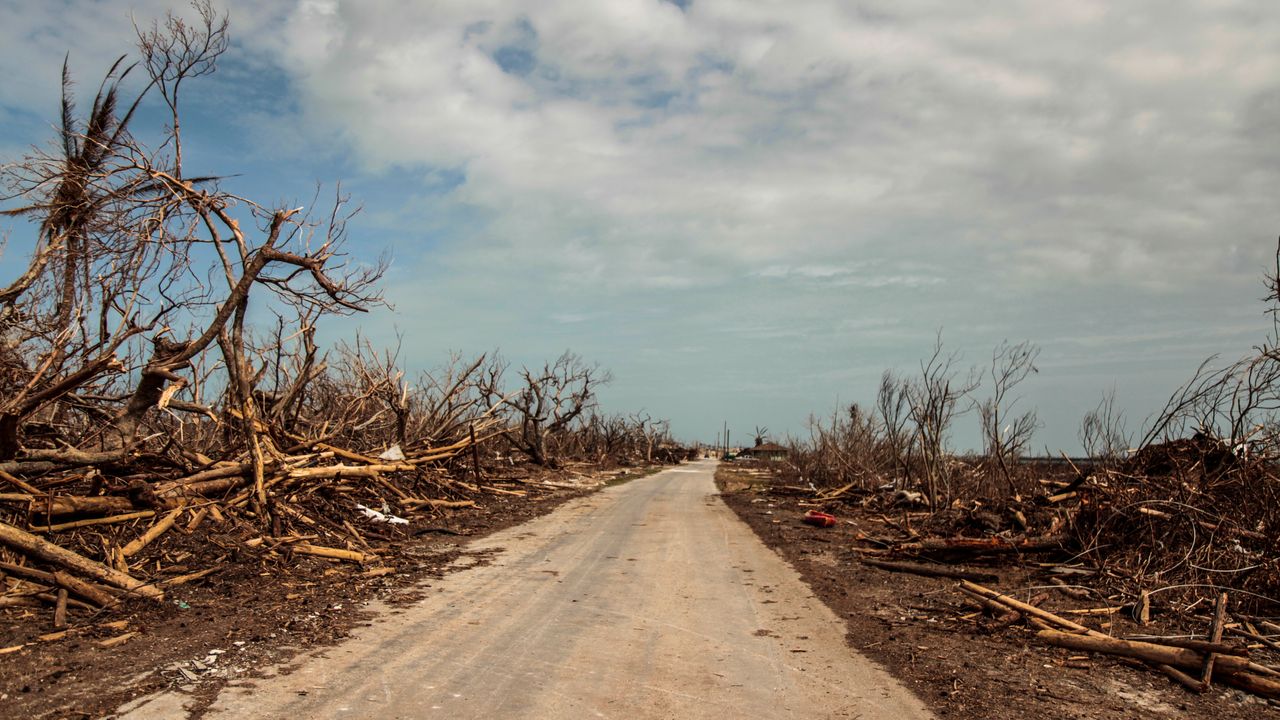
[717,456,1280,715]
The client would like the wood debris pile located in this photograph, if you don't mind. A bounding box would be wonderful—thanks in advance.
[1071,435,1280,613]
[731,442,1280,701]
[952,581,1280,699]
[0,423,504,626]
[755,431,1280,619]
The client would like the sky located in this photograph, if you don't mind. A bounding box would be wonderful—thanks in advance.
[1,0,1278,452]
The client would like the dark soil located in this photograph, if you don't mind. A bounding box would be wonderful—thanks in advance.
[715,464,1279,720]
[1,466,653,720]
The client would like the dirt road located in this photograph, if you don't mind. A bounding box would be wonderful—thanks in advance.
[116,460,932,719]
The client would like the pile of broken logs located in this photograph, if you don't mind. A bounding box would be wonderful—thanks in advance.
[1071,436,1280,612]
[0,418,567,647]
[958,582,1280,699]
[771,438,1280,702]
[844,533,1280,700]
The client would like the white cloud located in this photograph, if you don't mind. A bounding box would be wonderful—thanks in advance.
[240,0,1278,293]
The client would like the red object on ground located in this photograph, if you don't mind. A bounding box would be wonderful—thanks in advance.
[802,510,837,528]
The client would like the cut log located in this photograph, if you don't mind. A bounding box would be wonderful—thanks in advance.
[1156,663,1205,692]
[52,589,67,629]
[1126,637,1247,657]
[369,472,410,500]
[959,580,1092,634]
[52,571,118,608]
[0,468,43,495]
[31,592,95,610]
[1201,592,1228,690]
[0,560,55,584]
[958,586,1023,628]
[818,481,857,500]
[1224,670,1280,699]
[480,485,527,497]
[162,475,248,498]
[160,567,219,587]
[0,520,163,600]
[28,495,144,517]
[313,442,381,465]
[896,536,1064,556]
[186,507,209,532]
[1226,625,1280,654]
[287,463,414,480]
[96,631,139,649]
[1059,607,1122,616]
[121,508,183,558]
[861,558,999,583]
[29,510,156,533]
[290,543,373,563]
[1035,629,1257,677]
[154,460,274,495]
[402,498,477,509]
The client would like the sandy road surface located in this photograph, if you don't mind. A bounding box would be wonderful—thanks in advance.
[117,459,932,719]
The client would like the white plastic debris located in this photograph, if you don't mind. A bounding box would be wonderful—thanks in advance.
[356,503,409,525]
[378,444,406,462]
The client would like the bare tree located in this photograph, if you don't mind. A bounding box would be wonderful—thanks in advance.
[631,412,672,464]
[978,340,1040,493]
[906,333,979,509]
[482,352,611,467]
[0,2,384,491]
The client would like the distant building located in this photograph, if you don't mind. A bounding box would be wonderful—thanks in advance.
[736,439,789,462]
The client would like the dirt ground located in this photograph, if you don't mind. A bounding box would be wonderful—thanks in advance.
[715,463,1279,720]
[0,466,656,720]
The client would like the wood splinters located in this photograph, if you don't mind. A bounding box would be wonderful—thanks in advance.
[1201,592,1229,691]
[161,567,220,587]
[52,588,67,629]
[290,543,373,563]
[121,508,183,558]
[96,631,139,649]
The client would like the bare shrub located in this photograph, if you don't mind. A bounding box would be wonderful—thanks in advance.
[1079,388,1129,460]
[876,370,913,485]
